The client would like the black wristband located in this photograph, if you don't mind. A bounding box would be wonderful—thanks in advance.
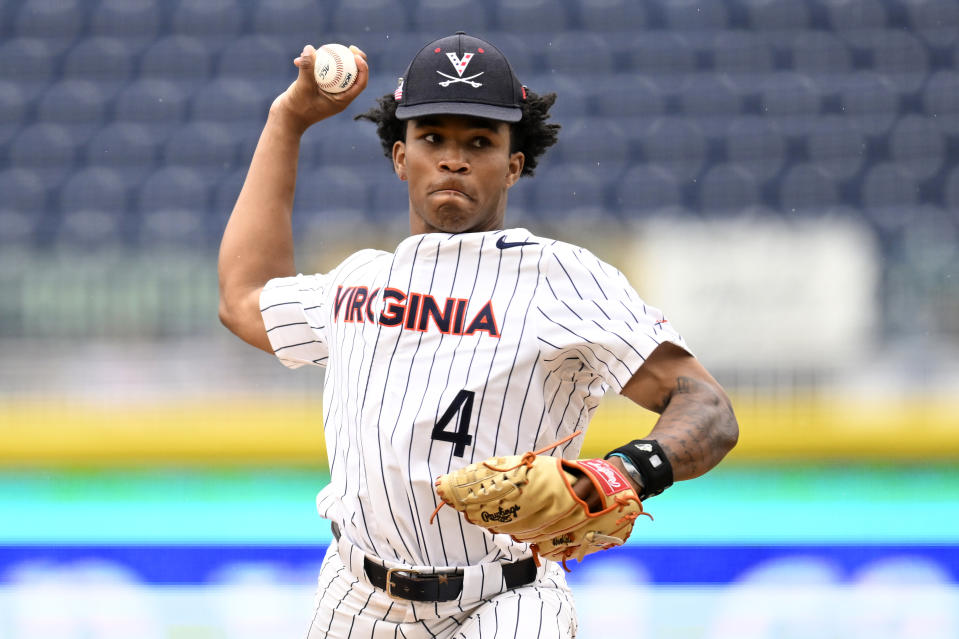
[604,439,673,501]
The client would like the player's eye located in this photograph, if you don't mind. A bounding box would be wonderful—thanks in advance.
[423,133,440,144]
[472,136,491,148]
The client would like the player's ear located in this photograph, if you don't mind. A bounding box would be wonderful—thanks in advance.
[505,151,524,188]
[392,140,407,181]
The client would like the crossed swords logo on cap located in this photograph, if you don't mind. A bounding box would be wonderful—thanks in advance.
[437,52,483,88]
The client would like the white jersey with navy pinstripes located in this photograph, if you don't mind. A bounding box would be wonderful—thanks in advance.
[259,228,688,569]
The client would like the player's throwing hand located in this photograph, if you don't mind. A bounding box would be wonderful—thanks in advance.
[270,43,369,133]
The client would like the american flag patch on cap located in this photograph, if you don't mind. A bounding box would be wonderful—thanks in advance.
[394,77,404,101]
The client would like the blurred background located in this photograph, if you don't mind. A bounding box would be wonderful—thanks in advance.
[1,0,958,636]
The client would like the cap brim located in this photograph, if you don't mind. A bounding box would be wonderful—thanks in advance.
[395,101,522,123]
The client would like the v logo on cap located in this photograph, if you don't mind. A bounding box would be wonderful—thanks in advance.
[438,52,484,88]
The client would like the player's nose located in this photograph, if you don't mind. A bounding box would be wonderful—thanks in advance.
[438,149,469,173]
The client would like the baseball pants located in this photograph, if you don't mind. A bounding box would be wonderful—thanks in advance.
[305,533,577,639]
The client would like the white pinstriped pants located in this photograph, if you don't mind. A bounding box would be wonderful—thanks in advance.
[305,534,577,639]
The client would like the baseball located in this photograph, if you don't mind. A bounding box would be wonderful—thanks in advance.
[313,43,357,93]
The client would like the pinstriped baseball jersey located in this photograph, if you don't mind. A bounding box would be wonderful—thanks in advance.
[259,228,688,568]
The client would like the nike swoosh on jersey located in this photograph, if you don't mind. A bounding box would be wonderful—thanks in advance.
[496,236,538,249]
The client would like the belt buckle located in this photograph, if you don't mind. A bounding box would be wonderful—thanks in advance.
[385,567,423,601]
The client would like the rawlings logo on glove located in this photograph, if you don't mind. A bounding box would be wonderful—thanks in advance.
[430,431,651,570]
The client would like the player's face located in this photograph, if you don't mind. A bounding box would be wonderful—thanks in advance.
[393,115,525,234]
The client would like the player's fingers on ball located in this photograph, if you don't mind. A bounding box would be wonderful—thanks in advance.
[349,44,368,61]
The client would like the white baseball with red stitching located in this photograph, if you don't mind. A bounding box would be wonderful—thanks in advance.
[313,43,357,93]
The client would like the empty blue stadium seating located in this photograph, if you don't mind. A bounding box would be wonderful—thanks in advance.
[0,168,46,215]
[171,0,244,46]
[778,163,839,213]
[295,167,370,218]
[412,0,491,33]
[114,79,189,138]
[805,115,866,181]
[614,164,682,213]
[825,0,888,42]
[744,0,810,32]
[838,72,899,136]
[862,162,920,211]
[8,123,80,184]
[543,32,615,75]
[639,117,707,182]
[36,80,108,143]
[790,31,851,92]
[530,165,609,219]
[625,32,697,90]
[577,0,648,32]
[757,72,822,137]
[307,119,384,167]
[592,74,666,121]
[331,0,410,34]
[58,166,128,219]
[664,0,729,32]
[84,122,159,186]
[89,0,161,46]
[889,114,945,180]
[63,37,135,99]
[162,121,238,181]
[725,116,787,181]
[251,0,326,44]
[136,166,209,245]
[494,0,568,33]
[711,31,774,77]
[922,70,959,134]
[558,117,630,168]
[15,0,83,47]
[139,35,213,89]
[906,0,959,48]
[191,78,267,124]
[700,163,760,213]
[0,81,26,148]
[0,37,56,100]
[944,166,959,211]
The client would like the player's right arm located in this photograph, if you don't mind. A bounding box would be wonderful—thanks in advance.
[217,44,368,353]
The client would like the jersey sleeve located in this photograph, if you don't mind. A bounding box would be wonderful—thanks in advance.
[259,273,332,369]
[536,243,690,393]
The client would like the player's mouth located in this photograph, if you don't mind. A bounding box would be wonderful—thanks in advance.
[429,182,472,200]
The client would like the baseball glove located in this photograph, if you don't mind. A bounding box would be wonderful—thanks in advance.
[430,432,649,569]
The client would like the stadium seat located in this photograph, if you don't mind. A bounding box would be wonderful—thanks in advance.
[724,116,786,181]
[8,123,80,184]
[889,114,945,181]
[331,0,409,35]
[114,79,188,138]
[614,164,682,214]
[493,0,569,33]
[922,70,959,135]
[89,0,160,47]
[678,74,743,119]
[544,32,615,75]
[212,168,247,223]
[743,0,810,32]
[139,35,212,89]
[136,166,209,245]
[529,165,609,219]
[577,0,648,32]
[664,0,729,32]
[861,162,920,210]
[56,167,128,247]
[592,74,666,119]
[295,167,369,218]
[15,0,83,48]
[191,78,267,124]
[526,74,588,119]
[943,166,959,211]
[0,168,46,215]
[757,72,822,137]
[558,117,630,169]
[790,31,852,94]
[638,117,707,182]
[84,122,159,186]
[625,32,697,91]
[216,35,289,81]
[251,0,326,44]
[162,121,238,180]
[0,208,38,245]
[170,0,243,46]
[0,38,56,100]
[700,163,760,213]
[309,120,383,166]
[36,80,108,143]
[865,30,930,94]
[805,114,866,181]
[477,33,535,80]
[711,31,773,92]
[0,81,26,147]
[825,0,888,46]
[62,37,134,99]
[369,172,409,223]
[778,163,839,213]
[412,0,491,33]
[838,72,898,136]
[906,0,959,48]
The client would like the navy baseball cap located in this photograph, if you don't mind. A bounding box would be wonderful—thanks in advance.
[394,32,527,123]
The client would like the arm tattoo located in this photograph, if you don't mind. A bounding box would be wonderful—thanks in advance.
[649,376,738,482]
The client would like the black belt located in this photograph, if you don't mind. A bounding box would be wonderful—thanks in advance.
[332,523,537,602]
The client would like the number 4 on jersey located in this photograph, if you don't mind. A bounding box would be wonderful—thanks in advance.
[432,389,475,457]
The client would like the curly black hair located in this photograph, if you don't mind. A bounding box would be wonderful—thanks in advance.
[354,90,561,178]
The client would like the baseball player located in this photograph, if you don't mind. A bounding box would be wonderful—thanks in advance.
[218,32,738,639]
